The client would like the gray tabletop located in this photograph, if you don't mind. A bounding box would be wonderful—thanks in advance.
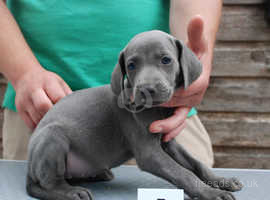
[0,160,269,200]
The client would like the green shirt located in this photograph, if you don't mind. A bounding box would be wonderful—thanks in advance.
[3,0,197,117]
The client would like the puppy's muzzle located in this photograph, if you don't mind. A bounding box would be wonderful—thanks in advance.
[137,84,157,96]
[134,83,172,106]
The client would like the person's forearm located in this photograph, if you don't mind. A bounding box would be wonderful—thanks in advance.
[0,1,43,88]
[170,0,222,56]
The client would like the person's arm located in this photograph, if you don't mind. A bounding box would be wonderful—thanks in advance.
[170,0,222,55]
[0,0,40,87]
[150,0,222,142]
[170,0,222,80]
[0,1,72,129]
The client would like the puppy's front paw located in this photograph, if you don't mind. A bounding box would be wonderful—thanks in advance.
[213,191,236,200]
[67,187,93,200]
[219,177,243,192]
[95,169,114,181]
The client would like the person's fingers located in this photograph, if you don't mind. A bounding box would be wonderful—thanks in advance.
[27,103,42,125]
[163,121,186,142]
[16,94,37,129]
[44,80,66,104]
[18,109,36,130]
[187,15,207,58]
[32,89,53,117]
[174,106,191,115]
[160,97,185,108]
[161,92,202,108]
[170,87,202,98]
[149,107,190,133]
[58,78,72,95]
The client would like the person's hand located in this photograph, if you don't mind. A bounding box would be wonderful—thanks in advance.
[149,16,213,142]
[14,67,72,130]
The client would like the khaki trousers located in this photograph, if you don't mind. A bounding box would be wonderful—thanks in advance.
[2,109,214,167]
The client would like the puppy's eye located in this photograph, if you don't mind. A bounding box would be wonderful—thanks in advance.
[128,62,136,70]
[161,56,171,64]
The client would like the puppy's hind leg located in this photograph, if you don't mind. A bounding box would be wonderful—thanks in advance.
[27,132,93,200]
[162,140,243,192]
[27,175,92,200]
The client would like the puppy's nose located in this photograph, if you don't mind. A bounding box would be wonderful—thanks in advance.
[137,84,157,96]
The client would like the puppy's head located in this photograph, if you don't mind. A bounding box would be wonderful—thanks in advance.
[111,30,202,108]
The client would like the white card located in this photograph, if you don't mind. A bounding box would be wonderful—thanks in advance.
[138,188,184,200]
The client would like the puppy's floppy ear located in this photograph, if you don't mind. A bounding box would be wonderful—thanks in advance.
[111,51,126,96]
[175,39,202,89]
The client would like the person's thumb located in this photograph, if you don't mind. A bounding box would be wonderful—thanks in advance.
[187,15,207,59]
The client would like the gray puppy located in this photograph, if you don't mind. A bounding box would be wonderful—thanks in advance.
[26,31,242,200]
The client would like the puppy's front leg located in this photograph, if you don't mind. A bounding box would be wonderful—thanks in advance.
[162,140,243,192]
[134,141,235,200]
